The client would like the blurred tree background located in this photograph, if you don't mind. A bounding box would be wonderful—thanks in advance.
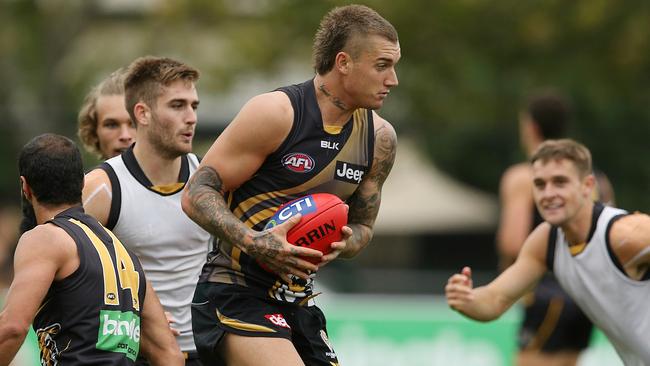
[1,0,649,211]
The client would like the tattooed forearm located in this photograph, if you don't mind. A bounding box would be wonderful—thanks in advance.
[340,120,397,258]
[347,187,380,227]
[340,223,373,259]
[342,187,379,258]
[183,167,315,277]
[182,166,252,248]
[248,231,284,261]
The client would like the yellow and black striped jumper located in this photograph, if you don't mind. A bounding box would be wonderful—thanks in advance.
[33,206,146,365]
[198,78,375,304]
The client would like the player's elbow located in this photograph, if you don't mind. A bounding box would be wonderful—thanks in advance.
[0,316,30,343]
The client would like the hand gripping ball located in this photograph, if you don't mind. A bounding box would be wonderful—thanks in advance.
[264,193,348,264]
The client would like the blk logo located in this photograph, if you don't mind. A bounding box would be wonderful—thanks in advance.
[320,141,340,150]
[335,161,366,184]
[282,153,315,173]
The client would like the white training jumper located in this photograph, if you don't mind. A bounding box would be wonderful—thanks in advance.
[103,149,211,353]
[549,204,650,365]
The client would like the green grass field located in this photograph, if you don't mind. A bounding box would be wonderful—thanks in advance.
[11,294,622,366]
[319,294,622,366]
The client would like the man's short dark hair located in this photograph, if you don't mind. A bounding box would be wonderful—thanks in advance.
[124,56,200,124]
[312,4,398,75]
[524,89,571,139]
[19,133,84,205]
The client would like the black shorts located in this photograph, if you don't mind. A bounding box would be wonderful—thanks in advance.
[191,282,339,366]
[518,274,593,352]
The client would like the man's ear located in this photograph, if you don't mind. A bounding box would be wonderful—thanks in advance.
[20,176,32,201]
[335,51,352,75]
[133,103,151,126]
[583,174,596,198]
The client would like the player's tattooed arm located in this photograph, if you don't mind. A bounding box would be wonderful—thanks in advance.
[183,166,249,244]
[182,166,319,279]
[342,120,397,258]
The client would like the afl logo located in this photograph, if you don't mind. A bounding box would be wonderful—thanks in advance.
[282,153,315,173]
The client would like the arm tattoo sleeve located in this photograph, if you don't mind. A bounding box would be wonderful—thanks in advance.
[184,166,252,248]
[370,124,397,185]
[344,123,397,256]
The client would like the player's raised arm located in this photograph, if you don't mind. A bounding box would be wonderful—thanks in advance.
[446,223,550,321]
[338,113,397,259]
[181,92,322,279]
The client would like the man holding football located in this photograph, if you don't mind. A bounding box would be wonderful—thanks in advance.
[181,4,400,365]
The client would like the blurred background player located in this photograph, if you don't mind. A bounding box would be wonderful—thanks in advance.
[0,200,39,366]
[448,138,650,365]
[497,90,615,365]
[82,57,210,365]
[78,67,136,161]
[0,133,182,365]
[182,4,399,365]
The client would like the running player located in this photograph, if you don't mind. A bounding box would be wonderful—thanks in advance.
[82,57,211,365]
[182,5,399,365]
[0,134,182,365]
[78,67,135,160]
[497,90,614,365]
[447,139,650,365]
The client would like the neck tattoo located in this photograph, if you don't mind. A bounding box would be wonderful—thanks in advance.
[319,84,347,111]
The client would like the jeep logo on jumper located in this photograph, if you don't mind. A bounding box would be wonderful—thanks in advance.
[97,310,141,361]
[282,153,315,173]
[335,161,366,184]
[264,196,317,229]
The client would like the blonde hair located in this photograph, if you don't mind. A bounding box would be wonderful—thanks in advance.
[77,68,127,158]
[530,138,593,177]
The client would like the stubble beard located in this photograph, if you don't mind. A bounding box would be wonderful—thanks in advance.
[148,115,191,160]
[20,193,37,234]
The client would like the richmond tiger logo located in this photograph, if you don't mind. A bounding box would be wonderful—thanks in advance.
[37,323,69,366]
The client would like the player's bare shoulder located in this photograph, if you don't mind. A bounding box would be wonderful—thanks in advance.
[608,212,650,277]
[239,91,293,133]
[218,91,294,156]
[520,221,553,265]
[82,168,112,225]
[16,223,78,276]
[20,222,69,246]
[610,211,650,239]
